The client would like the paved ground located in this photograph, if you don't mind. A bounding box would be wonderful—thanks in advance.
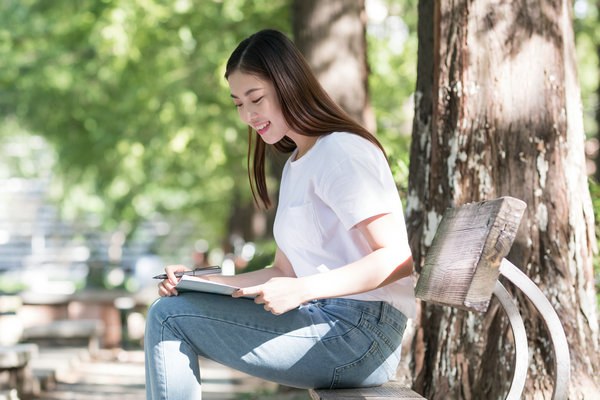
[32,347,310,400]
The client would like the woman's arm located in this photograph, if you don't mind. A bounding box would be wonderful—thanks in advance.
[301,212,413,298]
[235,212,413,314]
[208,248,297,287]
[157,247,296,297]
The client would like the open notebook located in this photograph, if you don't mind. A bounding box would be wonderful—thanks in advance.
[176,275,255,298]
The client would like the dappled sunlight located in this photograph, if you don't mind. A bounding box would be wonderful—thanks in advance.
[493,36,550,122]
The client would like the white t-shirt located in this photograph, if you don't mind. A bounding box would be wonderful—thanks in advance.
[273,132,417,318]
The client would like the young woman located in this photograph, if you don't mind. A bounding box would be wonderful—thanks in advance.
[145,29,416,399]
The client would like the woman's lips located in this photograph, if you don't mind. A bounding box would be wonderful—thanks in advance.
[254,121,270,135]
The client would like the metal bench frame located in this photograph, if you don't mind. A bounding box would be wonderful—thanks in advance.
[495,258,570,400]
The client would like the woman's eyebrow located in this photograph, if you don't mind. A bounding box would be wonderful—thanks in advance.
[230,87,263,99]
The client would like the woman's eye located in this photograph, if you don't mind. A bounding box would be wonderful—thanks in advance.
[251,97,263,104]
[234,103,242,108]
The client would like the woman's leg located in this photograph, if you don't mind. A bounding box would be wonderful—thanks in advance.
[144,293,407,399]
[144,294,203,399]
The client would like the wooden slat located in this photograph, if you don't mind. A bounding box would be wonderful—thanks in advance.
[415,197,526,312]
[309,382,426,399]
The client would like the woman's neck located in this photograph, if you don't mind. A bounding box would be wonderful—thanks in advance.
[293,135,318,160]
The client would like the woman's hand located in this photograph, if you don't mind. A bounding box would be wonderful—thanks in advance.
[233,277,307,315]
[157,264,191,297]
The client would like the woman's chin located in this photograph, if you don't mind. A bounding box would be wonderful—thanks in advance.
[259,134,282,145]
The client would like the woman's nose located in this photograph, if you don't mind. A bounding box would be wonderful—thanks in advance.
[245,108,257,123]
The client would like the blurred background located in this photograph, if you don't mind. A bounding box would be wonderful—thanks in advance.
[0,0,419,353]
[0,0,599,380]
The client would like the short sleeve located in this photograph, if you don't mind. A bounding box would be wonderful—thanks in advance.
[317,149,400,230]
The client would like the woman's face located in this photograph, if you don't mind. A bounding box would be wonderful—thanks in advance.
[228,70,291,145]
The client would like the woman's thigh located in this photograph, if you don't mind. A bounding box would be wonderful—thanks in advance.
[146,293,406,389]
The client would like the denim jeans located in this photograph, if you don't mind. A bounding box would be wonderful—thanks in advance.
[144,292,408,399]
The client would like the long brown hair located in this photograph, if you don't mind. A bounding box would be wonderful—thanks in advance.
[225,29,385,209]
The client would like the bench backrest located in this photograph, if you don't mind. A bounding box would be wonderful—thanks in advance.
[415,196,526,312]
[414,196,569,400]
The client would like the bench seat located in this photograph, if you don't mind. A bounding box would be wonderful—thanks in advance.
[309,382,425,399]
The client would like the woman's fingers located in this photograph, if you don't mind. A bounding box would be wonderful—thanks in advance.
[158,279,179,297]
[157,264,190,296]
[165,264,189,286]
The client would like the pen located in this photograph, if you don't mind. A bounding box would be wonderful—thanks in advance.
[153,266,222,280]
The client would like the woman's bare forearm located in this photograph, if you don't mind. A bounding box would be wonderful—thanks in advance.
[207,264,293,287]
[298,247,413,303]
[207,247,296,287]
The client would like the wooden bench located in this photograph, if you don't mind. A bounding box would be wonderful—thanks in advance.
[310,197,570,400]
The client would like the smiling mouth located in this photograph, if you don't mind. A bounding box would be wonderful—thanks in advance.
[254,122,270,135]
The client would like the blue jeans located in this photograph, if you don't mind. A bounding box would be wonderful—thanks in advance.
[144,292,408,399]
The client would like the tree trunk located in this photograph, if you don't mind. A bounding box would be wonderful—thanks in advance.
[407,1,600,399]
[292,0,376,132]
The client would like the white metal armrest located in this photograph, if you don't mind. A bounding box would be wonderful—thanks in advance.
[499,258,571,400]
[493,281,528,400]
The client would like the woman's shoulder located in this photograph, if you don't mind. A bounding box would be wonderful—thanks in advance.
[319,132,379,153]
[317,132,384,164]
[321,131,370,143]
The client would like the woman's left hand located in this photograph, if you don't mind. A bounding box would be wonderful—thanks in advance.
[233,277,306,315]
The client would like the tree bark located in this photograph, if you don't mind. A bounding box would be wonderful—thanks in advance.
[408,1,600,399]
[292,0,376,132]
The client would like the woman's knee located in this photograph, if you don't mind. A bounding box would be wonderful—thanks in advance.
[146,297,174,327]
[146,294,208,327]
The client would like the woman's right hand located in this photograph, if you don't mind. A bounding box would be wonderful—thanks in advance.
[157,264,191,297]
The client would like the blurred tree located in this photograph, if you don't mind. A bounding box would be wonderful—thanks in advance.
[292,0,375,132]
[408,0,599,398]
[0,0,420,265]
[0,0,289,251]
[291,0,418,199]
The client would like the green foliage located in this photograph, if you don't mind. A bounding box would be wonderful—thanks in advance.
[574,2,600,305]
[0,1,419,264]
[0,0,290,247]
[0,118,56,180]
[0,275,27,294]
[243,240,276,273]
[574,0,600,139]
[367,0,417,196]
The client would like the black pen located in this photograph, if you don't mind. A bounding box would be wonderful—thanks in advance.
[153,266,222,280]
